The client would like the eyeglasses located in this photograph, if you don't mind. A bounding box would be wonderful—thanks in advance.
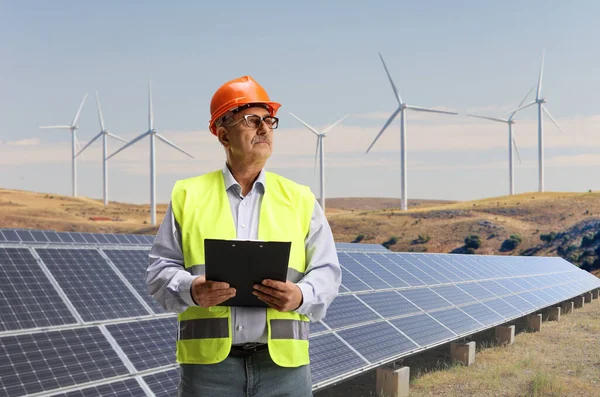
[224,114,279,130]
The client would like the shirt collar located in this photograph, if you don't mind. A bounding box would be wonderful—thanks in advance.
[222,163,266,195]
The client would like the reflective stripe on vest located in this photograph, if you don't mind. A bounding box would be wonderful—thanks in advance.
[179,319,309,341]
[172,170,314,367]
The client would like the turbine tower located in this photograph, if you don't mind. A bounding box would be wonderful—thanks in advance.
[40,94,88,197]
[504,51,566,192]
[467,86,533,195]
[289,112,350,212]
[366,53,458,211]
[108,79,194,225]
[76,91,129,206]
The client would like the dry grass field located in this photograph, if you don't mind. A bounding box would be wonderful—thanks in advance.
[327,192,600,256]
[3,188,600,259]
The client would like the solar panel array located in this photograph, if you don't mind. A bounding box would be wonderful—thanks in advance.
[0,228,599,396]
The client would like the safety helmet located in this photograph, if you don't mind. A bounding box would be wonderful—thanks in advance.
[209,76,281,136]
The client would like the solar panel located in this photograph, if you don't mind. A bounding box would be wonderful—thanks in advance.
[102,249,164,313]
[0,247,76,331]
[0,327,129,397]
[142,369,180,397]
[1,230,599,395]
[0,229,153,246]
[335,242,389,252]
[389,314,455,346]
[336,321,418,363]
[309,333,366,385]
[36,248,150,321]
[50,379,146,397]
[106,318,176,371]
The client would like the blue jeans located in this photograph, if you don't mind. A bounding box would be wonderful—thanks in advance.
[178,349,312,397]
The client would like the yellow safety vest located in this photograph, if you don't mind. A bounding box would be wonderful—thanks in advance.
[171,170,314,367]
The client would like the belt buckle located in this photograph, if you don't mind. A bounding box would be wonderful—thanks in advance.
[240,343,263,351]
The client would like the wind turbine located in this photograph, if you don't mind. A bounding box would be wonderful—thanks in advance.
[503,51,566,192]
[40,94,88,197]
[366,53,458,211]
[467,86,533,195]
[108,79,194,225]
[76,91,128,206]
[288,112,350,212]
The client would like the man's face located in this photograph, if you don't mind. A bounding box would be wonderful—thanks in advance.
[218,106,274,163]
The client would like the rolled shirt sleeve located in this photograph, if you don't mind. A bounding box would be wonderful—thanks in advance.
[295,199,342,322]
[146,203,198,312]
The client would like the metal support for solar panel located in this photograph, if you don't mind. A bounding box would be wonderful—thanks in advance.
[28,246,86,324]
[97,247,156,315]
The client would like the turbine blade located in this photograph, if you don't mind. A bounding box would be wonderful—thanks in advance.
[71,93,88,126]
[366,106,401,153]
[322,113,351,134]
[148,78,154,131]
[543,106,566,134]
[107,132,129,143]
[39,125,72,129]
[96,91,106,132]
[509,85,536,121]
[513,134,522,164]
[466,114,508,123]
[107,131,150,159]
[289,112,319,136]
[76,132,103,157]
[378,52,403,105]
[502,101,536,117]
[536,50,545,101]
[406,105,458,115]
[156,133,194,158]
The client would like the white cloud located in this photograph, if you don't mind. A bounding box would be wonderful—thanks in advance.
[6,138,41,146]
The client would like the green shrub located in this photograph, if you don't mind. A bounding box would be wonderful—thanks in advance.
[509,234,522,244]
[540,232,557,242]
[464,247,476,255]
[501,238,519,251]
[464,234,481,249]
[581,233,595,247]
[382,236,399,249]
[413,234,431,244]
[581,256,596,271]
[351,234,365,243]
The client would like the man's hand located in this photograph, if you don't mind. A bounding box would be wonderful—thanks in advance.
[191,276,236,308]
[252,280,303,312]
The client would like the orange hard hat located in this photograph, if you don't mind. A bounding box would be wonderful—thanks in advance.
[209,76,281,136]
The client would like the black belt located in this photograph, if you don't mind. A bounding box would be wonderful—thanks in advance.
[228,343,268,358]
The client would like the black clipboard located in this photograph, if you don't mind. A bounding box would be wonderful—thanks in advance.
[204,239,291,308]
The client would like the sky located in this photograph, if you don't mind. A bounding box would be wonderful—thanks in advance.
[1,1,600,205]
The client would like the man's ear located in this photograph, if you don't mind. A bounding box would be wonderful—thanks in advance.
[217,127,229,147]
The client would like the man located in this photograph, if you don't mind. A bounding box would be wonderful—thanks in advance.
[147,75,341,397]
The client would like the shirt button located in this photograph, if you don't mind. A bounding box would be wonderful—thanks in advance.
[241,224,246,228]
[237,325,243,331]
[309,313,314,317]
[241,202,246,206]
